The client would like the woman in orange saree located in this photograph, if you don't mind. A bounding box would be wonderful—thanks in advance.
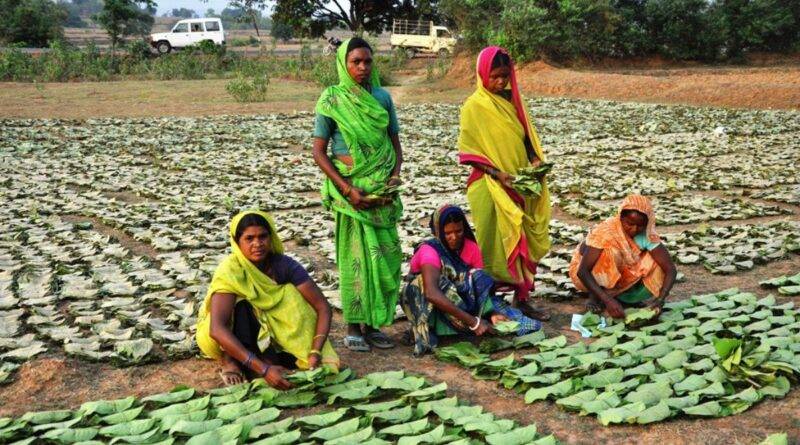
[568,194,678,318]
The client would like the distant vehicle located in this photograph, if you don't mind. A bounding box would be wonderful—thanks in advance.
[323,36,342,56]
[390,19,456,58]
[150,18,225,54]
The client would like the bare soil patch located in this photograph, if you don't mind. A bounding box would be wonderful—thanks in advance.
[61,214,160,260]
[442,54,800,110]
[0,79,319,119]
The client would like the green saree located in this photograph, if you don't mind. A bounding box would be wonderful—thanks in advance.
[316,39,403,328]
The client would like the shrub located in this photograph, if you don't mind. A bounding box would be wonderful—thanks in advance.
[197,39,225,56]
[126,39,152,61]
[226,73,269,102]
[229,36,260,47]
[0,41,404,83]
[425,56,452,81]
[308,56,337,86]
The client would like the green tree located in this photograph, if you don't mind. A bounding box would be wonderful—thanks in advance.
[93,0,156,58]
[226,0,269,36]
[715,0,800,58]
[439,0,501,51]
[58,0,89,27]
[272,0,396,37]
[645,0,724,60]
[270,19,294,41]
[0,0,68,46]
[394,0,446,23]
[169,7,197,18]
[608,0,652,57]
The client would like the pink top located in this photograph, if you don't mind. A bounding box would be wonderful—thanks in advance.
[410,239,484,274]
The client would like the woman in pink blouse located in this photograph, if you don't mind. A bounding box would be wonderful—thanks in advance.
[400,204,541,356]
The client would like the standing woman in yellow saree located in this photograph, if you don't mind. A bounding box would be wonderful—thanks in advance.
[312,38,404,352]
[457,47,552,320]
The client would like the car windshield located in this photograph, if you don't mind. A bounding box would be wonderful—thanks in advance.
[173,23,188,33]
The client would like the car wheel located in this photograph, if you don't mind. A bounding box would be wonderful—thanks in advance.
[438,48,450,58]
[157,41,171,55]
[404,47,416,59]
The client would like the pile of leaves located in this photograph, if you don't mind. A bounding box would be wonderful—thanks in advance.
[513,163,553,197]
[760,272,800,296]
[435,288,800,425]
[0,368,560,444]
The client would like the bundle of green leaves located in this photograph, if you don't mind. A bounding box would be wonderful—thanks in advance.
[513,163,553,197]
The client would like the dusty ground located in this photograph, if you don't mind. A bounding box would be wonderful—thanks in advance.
[1,61,799,444]
[0,79,318,119]
[436,55,800,110]
[2,56,799,120]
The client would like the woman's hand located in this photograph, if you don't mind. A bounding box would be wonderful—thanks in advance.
[495,171,515,189]
[307,353,321,370]
[530,157,542,168]
[346,187,372,210]
[647,297,665,314]
[386,176,402,187]
[472,318,493,336]
[264,365,293,390]
[489,313,509,325]
[603,297,625,319]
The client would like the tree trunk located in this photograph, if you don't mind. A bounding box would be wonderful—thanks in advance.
[110,37,117,73]
[252,12,260,37]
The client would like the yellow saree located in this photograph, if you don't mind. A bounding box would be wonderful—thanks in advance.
[457,47,551,298]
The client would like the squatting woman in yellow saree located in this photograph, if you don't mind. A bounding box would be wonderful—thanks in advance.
[458,47,552,321]
[311,38,403,352]
[195,210,339,388]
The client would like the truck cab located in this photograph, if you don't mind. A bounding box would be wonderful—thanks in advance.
[390,19,457,58]
[150,18,225,54]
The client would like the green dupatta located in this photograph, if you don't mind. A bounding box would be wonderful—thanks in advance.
[315,39,403,328]
[315,39,402,228]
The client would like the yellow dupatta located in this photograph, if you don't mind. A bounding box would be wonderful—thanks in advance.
[195,210,338,370]
[458,47,551,290]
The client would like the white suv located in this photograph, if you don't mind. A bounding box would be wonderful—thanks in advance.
[150,18,225,54]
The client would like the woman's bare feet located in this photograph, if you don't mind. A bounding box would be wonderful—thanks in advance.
[218,353,245,386]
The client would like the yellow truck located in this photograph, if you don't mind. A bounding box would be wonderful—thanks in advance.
[390,19,457,58]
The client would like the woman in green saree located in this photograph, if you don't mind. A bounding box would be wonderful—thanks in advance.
[311,38,403,352]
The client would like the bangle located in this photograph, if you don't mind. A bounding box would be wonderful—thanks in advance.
[313,334,326,340]
[309,349,321,357]
[242,351,255,370]
[261,363,272,377]
[342,183,352,197]
[469,317,481,331]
